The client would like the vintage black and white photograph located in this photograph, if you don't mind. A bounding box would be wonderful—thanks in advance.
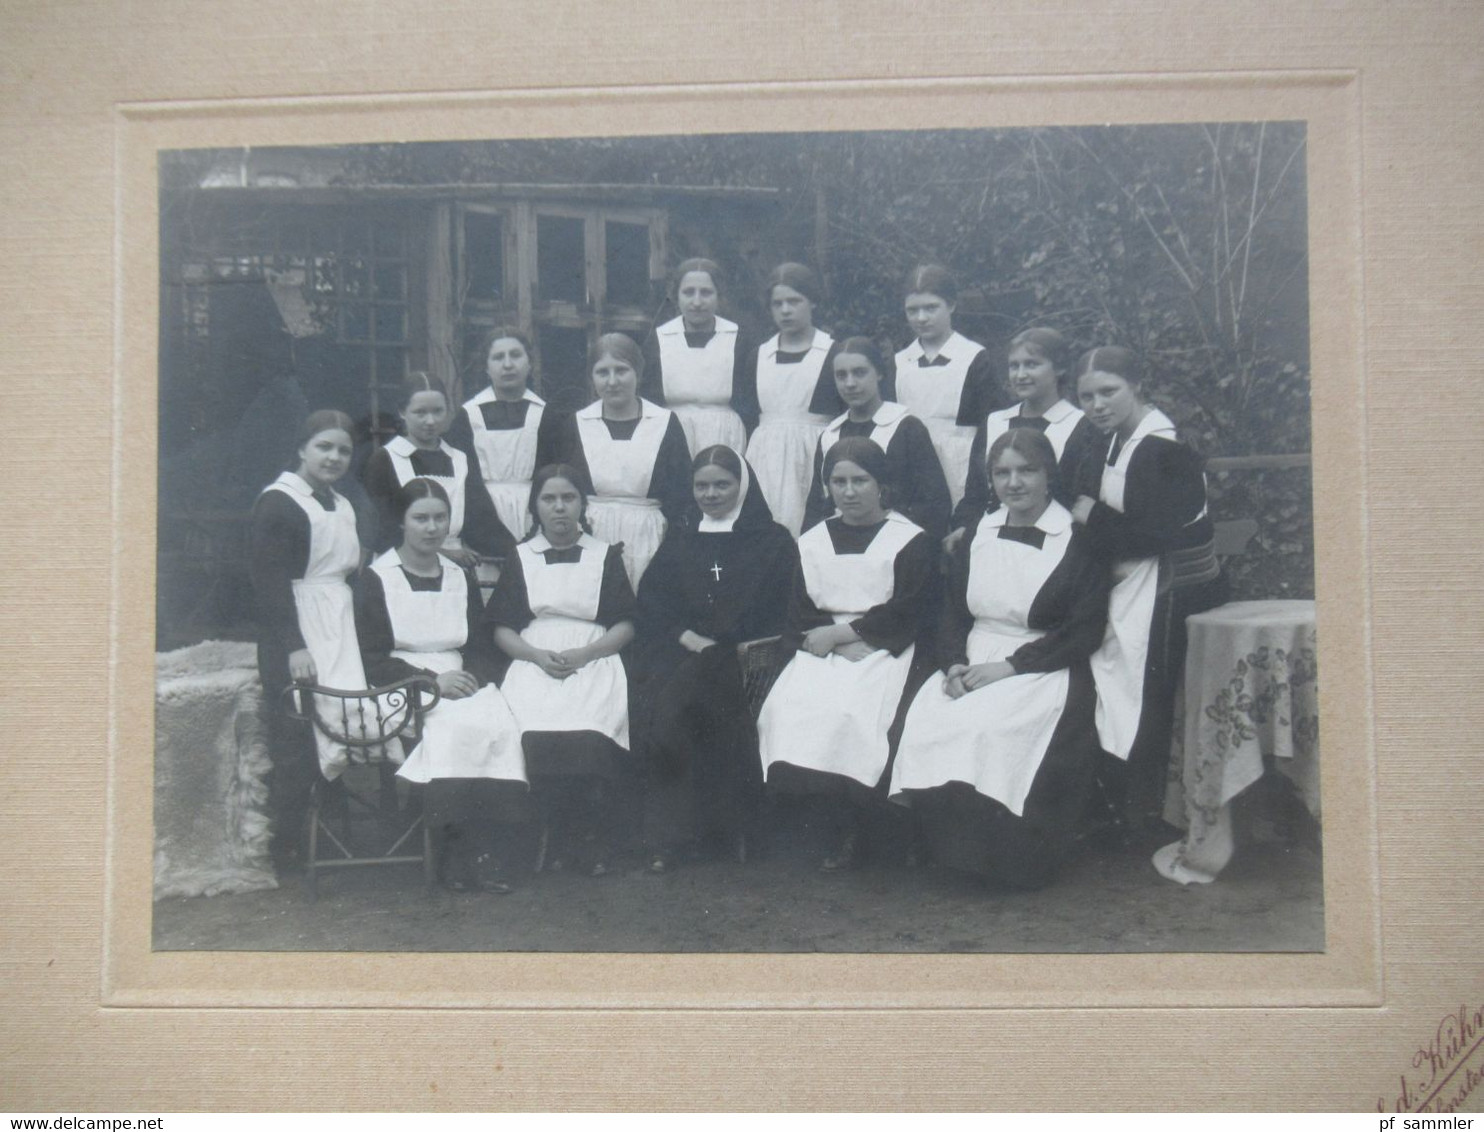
[151,123,1321,954]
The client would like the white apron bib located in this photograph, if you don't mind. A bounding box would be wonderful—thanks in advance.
[383,436,471,553]
[500,535,630,749]
[368,552,526,785]
[263,473,372,780]
[746,329,834,537]
[462,387,545,541]
[981,400,1086,462]
[655,316,747,457]
[759,512,922,788]
[894,333,986,509]
[890,504,1077,814]
[1087,410,1178,759]
[813,402,912,516]
[576,401,671,587]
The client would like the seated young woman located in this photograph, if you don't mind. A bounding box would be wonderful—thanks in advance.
[758,437,939,871]
[802,337,951,542]
[631,445,799,872]
[250,409,370,865]
[486,464,637,877]
[889,429,1111,889]
[353,477,527,894]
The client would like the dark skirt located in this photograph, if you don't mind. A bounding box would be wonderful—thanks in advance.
[1121,572,1231,821]
[638,644,764,847]
[899,662,1101,889]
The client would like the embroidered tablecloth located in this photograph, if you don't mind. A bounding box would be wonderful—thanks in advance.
[1154,600,1319,884]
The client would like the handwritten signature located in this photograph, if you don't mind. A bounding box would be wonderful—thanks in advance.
[1379,1004,1484,1114]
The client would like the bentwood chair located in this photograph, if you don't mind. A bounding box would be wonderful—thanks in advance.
[281,674,441,900]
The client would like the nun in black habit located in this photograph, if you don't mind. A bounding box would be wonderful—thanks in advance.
[631,445,800,870]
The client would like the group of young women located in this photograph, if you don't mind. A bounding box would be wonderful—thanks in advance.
[251,258,1227,892]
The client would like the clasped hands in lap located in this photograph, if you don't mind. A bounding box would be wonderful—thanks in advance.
[943,660,1014,700]
[801,624,876,663]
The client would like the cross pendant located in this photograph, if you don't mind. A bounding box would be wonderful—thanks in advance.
[709,562,723,582]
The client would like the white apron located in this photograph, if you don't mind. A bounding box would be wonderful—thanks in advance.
[981,399,1086,461]
[758,512,922,788]
[655,315,747,457]
[1088,410,1179,759]
[746,329,834,537]
[262,473,372,780]
[894,333,986,509]
[812,402,912,517]
[367,552,526,785]
[499,534,630,749]
[462,387,545,542]
[890,504,1077,816]
[576,400,671,588]
[383,436,471,554]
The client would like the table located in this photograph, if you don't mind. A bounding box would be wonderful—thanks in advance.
[154,639,278,899]
[1153,600,1320,884]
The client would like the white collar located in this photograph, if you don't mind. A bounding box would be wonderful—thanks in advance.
[900,330,980,363]
[273,470,324,497]
[525,532,591,554]
[575,397,668,421]
[467,386,544,408]
[386,435,449,458]
[697,459,752,533]
[659,315,737,337]
[1036,399,1080,424]
[830,400,910,430]
[984,499,1073,535]
[764,328,831,359]
[1127,406,1177,445]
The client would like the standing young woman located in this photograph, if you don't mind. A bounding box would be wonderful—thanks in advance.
[487,465,637,877]
[354,478,527,894]
[744,262,844,536]
[632,445,799,871]
[641,258,758,458]
[892,265,1005,508]
[446,327,566,543]
[803,337,951,542]
[251,410,371,862]
[559,332,692,588]
[758,438,939,870]
[950,326,1101,540]
[1070,347,1228,824]
[362,372,515,568]
[890,429,1111,889]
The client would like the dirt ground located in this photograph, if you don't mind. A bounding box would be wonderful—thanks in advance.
[153,792,1324,954]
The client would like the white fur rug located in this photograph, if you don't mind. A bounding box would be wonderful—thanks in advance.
[154,639,279,899]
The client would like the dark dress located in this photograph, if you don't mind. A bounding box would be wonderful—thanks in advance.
[801,403,952,542]
[630,465,799,850]
[890,502,1112,888]
[954,400,1103,529]
[361,438,515,557]
[1073,410,1229,821]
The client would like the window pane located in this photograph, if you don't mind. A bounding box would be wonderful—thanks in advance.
[537,215,587,304]
[463,211,505,303]
[605,220,651,308]
[373,262,405,301]
[537,324,593,413]
[372,306,406,344]
[373,217,405,258]
[341,255,370,298]
[342,302,370,342]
